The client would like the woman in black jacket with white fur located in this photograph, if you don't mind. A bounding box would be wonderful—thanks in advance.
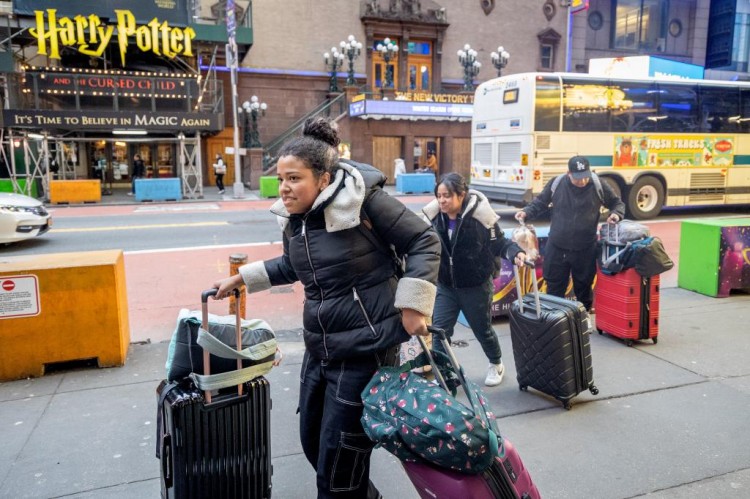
[213,118,440,499]
[423,173,525,388]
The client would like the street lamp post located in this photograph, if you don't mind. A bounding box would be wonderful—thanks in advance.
[376,37,399,89]
[241,96,267,148]
[340,35,362,86]
[457,44,481,92]
[323,47,345,93]
[490,46,510,77]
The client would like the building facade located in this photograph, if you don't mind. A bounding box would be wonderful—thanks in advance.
[225,0,720,185]
[0,0,252,198]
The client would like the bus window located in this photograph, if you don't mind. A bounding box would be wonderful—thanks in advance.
[562,77,612,132]
[611,81,659,132]
[699,85,740,133]
[534,75,561,131]
[655,83,699,133]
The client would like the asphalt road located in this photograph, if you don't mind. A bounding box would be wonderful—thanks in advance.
[1,198,748,257]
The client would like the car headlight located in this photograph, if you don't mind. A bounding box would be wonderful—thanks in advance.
[0,205,47,216]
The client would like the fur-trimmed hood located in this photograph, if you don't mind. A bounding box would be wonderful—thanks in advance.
[270,160,385,232]
[422,189,499,228]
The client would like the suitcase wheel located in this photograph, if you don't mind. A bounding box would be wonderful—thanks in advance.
[589,384,599,396]
[597,329,603,335]
[519,385,528,392]
[652,337,658,344]
[625,339,634,347]
[562,400,572,410]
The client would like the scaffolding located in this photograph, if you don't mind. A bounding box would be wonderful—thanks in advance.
[0,131,204,200]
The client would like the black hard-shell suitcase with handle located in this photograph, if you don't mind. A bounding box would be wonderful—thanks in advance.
[157,289,272,498]
[508,265,599,409]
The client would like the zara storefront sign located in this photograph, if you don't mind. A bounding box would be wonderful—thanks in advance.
[2,110,221,132]
[29,9,196,66]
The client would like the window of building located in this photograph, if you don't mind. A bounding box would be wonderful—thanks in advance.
[540,44,554,70]
[613,0,669,51]
[407,41,432,91]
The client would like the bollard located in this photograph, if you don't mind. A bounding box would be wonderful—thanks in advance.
[229,253,248,317]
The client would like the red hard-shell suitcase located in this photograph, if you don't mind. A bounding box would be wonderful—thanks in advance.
[156,289,272,499]
[403,438,541,499]
[508,264,598,409]
[595,268,660,345]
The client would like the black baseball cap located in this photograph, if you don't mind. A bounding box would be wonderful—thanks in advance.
[568,156,591,180]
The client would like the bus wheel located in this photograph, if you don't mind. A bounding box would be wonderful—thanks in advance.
[627,176,664,220]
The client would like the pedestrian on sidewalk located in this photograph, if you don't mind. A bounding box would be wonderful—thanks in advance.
[128,154,145,196]
[213,153,226,194]
[515,155,626,312]
[212,117,440,499]
[423,172,526,387]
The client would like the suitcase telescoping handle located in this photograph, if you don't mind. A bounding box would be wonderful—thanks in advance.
[513,260,541,318]
[416,327,472,403]
[201,288,242,404]
[416,327,501,459]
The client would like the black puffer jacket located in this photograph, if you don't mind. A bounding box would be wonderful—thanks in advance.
[239,160,440,361]
[522,175,625,250]
[423,190,522,288]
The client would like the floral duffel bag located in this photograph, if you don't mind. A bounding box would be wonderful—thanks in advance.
[361,327,500,474]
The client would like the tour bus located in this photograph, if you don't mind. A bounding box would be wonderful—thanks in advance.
[470,72,750,219]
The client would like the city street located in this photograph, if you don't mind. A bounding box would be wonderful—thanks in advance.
[1,194,749,498]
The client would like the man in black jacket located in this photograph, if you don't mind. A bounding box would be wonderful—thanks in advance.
[515,156,625,312]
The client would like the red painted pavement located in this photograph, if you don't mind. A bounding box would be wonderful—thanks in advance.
[124,214,683,344]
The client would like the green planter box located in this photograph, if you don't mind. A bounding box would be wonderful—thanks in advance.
[259,176,279,198]
[0,179,38,198]
[678,218,750,297]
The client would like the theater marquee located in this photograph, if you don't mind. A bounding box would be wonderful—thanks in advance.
[3,110,221,132]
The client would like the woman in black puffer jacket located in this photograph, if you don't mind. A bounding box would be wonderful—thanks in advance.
[423,173,525,388]
[214,118,440,499]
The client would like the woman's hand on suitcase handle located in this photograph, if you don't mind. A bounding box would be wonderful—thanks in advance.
[513,251,527,267]
[401,308,429,336]
[607,213,621,224]
[212,274,244,300]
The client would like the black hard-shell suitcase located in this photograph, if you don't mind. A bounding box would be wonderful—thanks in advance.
[508,265,599,409]
[157,289,272,499]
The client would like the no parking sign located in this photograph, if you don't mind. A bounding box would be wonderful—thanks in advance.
[0,275,40,319]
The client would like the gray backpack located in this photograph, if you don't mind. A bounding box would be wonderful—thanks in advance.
[550,172,604,204]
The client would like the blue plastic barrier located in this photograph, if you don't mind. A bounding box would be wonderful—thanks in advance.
[396,173,435,194]
[134,178,182,202]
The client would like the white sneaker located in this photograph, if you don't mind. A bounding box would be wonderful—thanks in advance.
[484,362,505,387]
[126,192,133,196]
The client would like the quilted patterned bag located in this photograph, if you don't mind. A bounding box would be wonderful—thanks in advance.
[361,328,500,474]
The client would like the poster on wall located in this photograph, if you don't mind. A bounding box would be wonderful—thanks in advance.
[718,225,750,297]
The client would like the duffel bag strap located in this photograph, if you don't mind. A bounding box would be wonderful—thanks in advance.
[189,360,274,392]
[197,327,277,361]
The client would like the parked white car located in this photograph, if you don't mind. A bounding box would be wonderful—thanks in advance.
[0,192,52,244]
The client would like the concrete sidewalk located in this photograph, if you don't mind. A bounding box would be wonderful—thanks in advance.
[1,287,749,498]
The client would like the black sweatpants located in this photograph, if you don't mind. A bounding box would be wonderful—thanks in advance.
[542,241,597,311]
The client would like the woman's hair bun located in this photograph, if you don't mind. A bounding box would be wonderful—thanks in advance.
[302,117,340,147]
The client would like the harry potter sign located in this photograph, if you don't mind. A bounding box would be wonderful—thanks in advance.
[29,9,196,66]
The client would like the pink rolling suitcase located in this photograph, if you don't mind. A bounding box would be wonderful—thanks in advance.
[403,438,540,499]
[402,333,541,499]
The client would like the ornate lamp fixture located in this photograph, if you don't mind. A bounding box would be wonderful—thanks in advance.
[323,47,345,93]
[340,35,363,86]
[457,44,481,92]
[376,37,399,89]
[241,95,267,148]
[490,46,510,77]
